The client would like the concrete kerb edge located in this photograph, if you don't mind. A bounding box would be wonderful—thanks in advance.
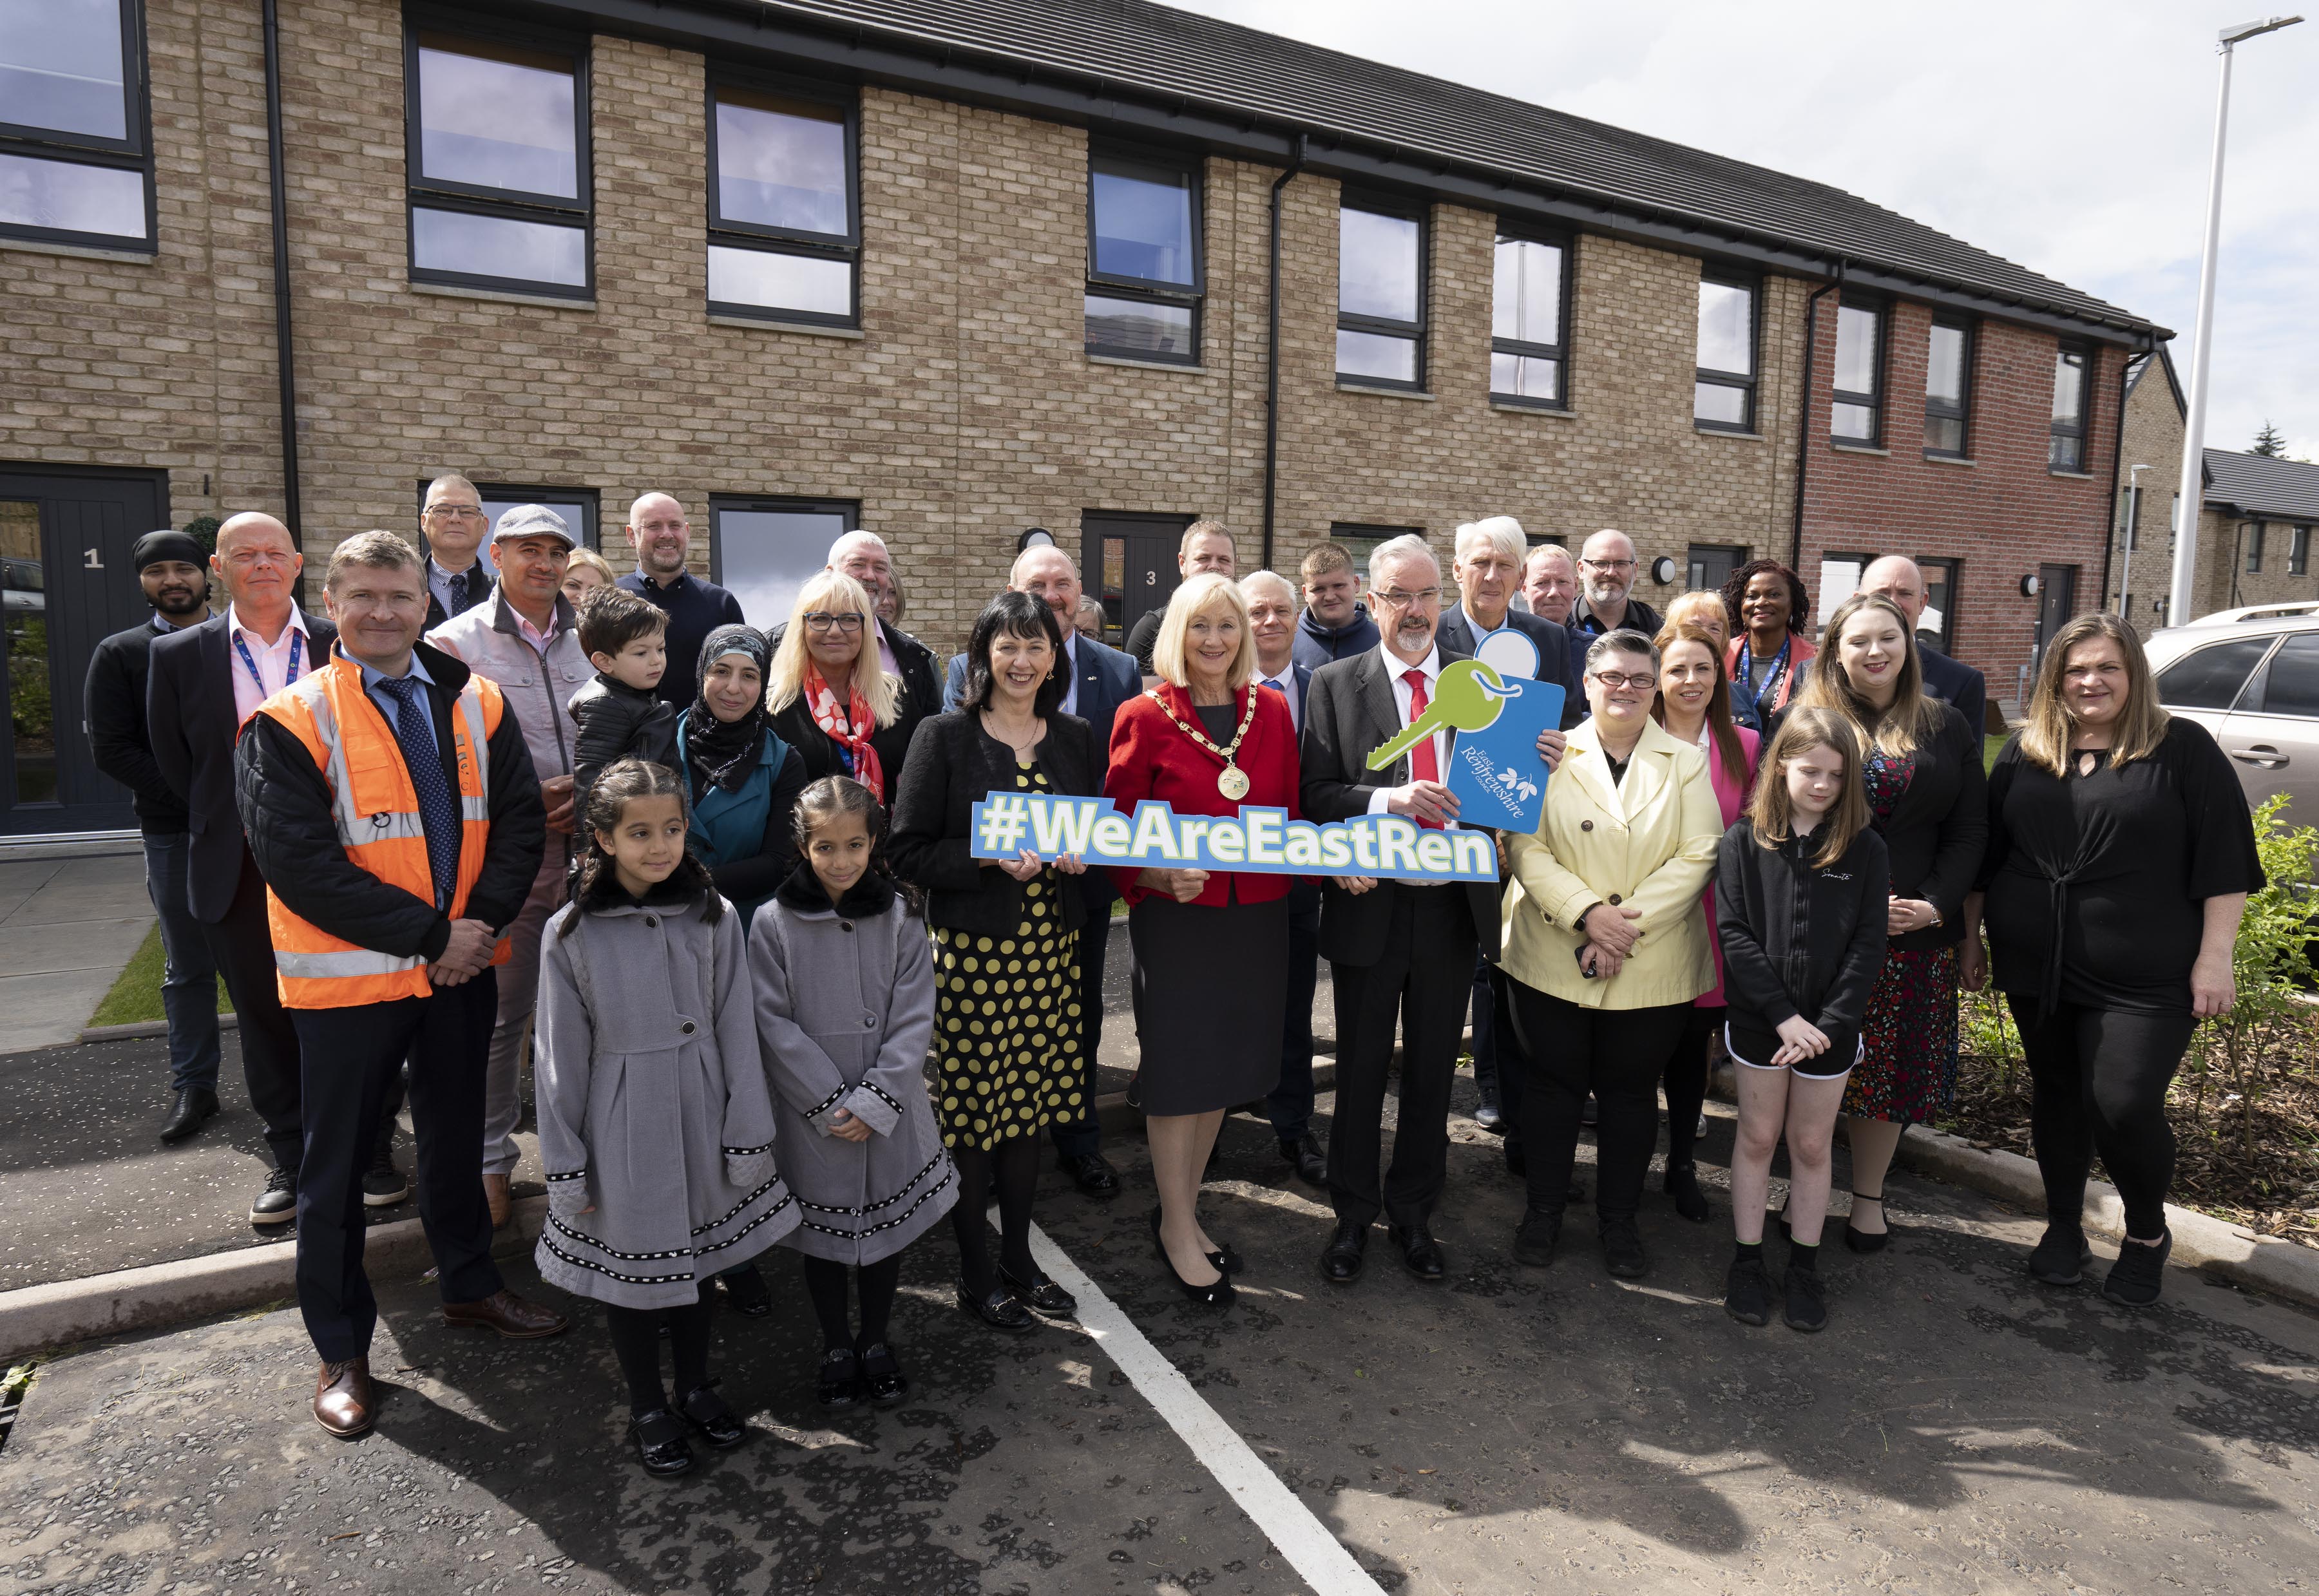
[79,1013,241,1043]
[0,1196,548,1367]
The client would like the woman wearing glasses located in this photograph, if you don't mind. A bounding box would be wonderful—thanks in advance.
[1502,629,1722,1279]
[767,572,922,805]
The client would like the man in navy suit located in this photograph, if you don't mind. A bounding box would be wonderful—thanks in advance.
[1243,571,1326,1185]
[1437,518,1578,1170]
[1861,555,1987,737]
[945,541,1140,1198]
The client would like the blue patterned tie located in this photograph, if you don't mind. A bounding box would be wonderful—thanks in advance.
[374,676,459,910]
[448,570,469,613]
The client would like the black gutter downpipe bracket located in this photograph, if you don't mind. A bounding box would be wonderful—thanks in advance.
[1788,261,1846,575]
[262,0,303,545]
[1260,133,1310,575]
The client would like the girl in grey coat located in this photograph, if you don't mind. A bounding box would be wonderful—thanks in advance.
[535,759,797,1477]
[754,776,953,1409]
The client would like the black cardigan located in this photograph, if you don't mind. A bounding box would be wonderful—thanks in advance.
[1716,819,1890,1069]
[767,686,922,801]
[888,708,1098,937]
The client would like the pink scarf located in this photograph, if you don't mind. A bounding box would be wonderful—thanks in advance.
[805,666,884,801]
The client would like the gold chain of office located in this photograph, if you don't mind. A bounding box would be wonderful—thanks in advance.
[1144,686,1261,801]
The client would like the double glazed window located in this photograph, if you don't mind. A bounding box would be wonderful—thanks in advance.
[1490,228,1567,408]
[1694,271,1758,431]
[1918,556,1959,654]
[2050,343,2090,471]
[1924,318,1973,457]
[0,0,151,249]
[2247,523,2266,574]
[711,495,857,632]
[1337,196,1426,390]
[405,25,591,296]
[708,81,858,325]
[2294,526,2311,578]
[1830,298,1885,444]
[1085,149,1202,363]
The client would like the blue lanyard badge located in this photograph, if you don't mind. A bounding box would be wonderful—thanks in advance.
[234,625,303,699]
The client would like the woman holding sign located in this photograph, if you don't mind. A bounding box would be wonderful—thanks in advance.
[1105,573,1302,1308]
[891,593,1099,1333]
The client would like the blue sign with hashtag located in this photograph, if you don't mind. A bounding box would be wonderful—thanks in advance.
[969,792,1498,883]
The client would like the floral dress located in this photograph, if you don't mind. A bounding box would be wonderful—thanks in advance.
[1841,745,1960,1125]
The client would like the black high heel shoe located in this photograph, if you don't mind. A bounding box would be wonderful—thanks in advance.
[1150,1204,1240,1275]
[857,1342,910,1405]
[1844,1193,1890,1255]
[1150,1210,1234,1306]
[676,1381,748,1449]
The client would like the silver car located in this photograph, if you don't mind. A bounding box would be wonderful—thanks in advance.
[2143,606,2319,822]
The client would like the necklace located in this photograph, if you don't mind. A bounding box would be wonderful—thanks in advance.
[1147,685,1259,800]
[982,709,1043,759]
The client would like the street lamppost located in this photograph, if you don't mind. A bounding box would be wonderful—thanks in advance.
[2166,13,2303,627]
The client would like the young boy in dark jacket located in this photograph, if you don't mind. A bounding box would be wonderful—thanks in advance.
[569,585,678,813]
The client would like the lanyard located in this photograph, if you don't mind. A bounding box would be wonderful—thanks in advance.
[1735,636,1789,716]
[233,625,302,699]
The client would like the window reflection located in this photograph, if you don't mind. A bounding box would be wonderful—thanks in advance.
[1339,207,1420,322]
[715,91,848,236]
[714,507,850,631]
[709,245,851,318]
[415,37,578,199]
[0,151,142,236]
[1091,158,1195,287]
[1492,237,1561,344]
[0,0,127,140]
[1337,329,1418,385]
[412,207,587,286]
[1084,294,1193,359]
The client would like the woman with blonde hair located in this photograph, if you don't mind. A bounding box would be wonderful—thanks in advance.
[1785,592,1984,1253]
[1663,589,1732,655]
[766,570,921,803]
[562,546,618,607]
[1963,613,2260,1306]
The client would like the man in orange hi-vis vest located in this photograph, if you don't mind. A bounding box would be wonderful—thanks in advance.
[236,529,566,1439]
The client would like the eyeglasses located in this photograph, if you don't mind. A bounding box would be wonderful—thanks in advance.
[804,611,866,634]
[425,504,486,520]
[1372,587,1441,609]
[1580,558,1637,573]
[1591,670,1657,690]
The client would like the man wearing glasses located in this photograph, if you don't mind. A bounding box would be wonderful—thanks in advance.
[418,474,495,632]
[1565,529,1663,678]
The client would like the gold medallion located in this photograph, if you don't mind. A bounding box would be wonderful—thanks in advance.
[1146,685,1263,806]
[1217,764,1251,801]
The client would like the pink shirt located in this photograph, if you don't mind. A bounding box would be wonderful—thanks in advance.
[226,604,310,725]
[1694,721,1761,1008]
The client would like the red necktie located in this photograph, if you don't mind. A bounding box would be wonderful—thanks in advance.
[1403,668,1443,828]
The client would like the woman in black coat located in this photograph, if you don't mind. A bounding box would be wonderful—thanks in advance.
[890,593,1098,1335]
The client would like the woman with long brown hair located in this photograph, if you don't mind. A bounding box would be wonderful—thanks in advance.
[1962,613,2261,1306]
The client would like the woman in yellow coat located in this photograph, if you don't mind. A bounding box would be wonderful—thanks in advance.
[1503,628,1723,1280]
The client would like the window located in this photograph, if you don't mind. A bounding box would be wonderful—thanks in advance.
[2155,636,2273,711]
[1331,523,1424,574]
[1083,148,1202,363]
[1694,271,1757,431]
[2294,527,2311,578]
[707,79,857,326]
[405,24,590,296]
[412,481,600,554]
[0,0,151,249]
[1829,298,1885,444]
[709,495,856,630]
[1489,227,1567,408]
[1917,556,1959,654]
[2258,634,2319,717]
[2049,343,2090,471]
[2247,522,2266,573]
[1686,544,1745,593]
[1337,196,1426,390]
[1924,318,1973,457]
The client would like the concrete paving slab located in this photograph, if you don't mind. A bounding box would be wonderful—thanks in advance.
[0,853,151,926]
[0,916,153,976]
[0,860,59,924]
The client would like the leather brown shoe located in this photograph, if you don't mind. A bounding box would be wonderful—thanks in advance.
[313,1356,374,1438]
[442,1289,569,1339]
[482,1172,511,1229]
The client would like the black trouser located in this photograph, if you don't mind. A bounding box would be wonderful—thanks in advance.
[1508,987,1690,1221]
[1325,886,1476,1231]
[1051,902,1111,1162]
[1480,961,1531,1143]
[1266,887,1322,1144]
[2009,996,2198,1239]
[290,973,503,1362]
[196,850,306,1172]
[1663,1004,1721,1170]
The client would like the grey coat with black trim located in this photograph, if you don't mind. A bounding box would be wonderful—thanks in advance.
[751,868,955,1266]
[531,880,796,1308]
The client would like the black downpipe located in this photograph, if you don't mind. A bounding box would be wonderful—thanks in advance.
[1260,134,1309,573]
[262,0,302,542]
[1786,263,1844,573]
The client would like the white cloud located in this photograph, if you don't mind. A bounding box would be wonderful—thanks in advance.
[1171,0,2319,458]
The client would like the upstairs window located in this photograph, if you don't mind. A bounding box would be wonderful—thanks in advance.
[2247,522,2266,574]
[1924,317,1973,457]
[1337,196,1426,390]
[0,0,152,249]
[1084,148,1201,363]
[1830,298,1885,444]
[707,81,857,326]
[1694,271,1757,431]
[2293,526,2311,577]
[405,25,591,296]
[2050,343,2090,471]
[1490,227,1567,408]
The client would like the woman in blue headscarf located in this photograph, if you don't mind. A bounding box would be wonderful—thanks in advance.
[681,624,810,936]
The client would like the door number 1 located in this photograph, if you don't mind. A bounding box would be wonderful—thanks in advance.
[84,548,104,569]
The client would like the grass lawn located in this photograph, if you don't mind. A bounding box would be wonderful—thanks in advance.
[1985,732,2007,774]
[86,924,230,1030]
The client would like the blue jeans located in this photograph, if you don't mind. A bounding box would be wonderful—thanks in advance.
[143,831,222,1094]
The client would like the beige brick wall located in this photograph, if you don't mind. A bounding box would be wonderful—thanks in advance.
[2114,361,2184,629]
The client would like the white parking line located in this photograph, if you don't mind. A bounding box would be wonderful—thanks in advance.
[1021,1219,1388,1596]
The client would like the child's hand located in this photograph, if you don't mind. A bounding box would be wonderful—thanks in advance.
[828,1108,873,1143]
[1771,1016,1831,1066]
[580,1205,595,1215]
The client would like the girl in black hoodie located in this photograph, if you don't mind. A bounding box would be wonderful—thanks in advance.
[1716,707,1889,1332]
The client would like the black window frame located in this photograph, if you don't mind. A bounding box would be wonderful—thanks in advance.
[415,479,602,553]
[1488,221,1571,411]
[1923,315,1974,460]
[1686,542,1748,593]
[1335,191,1429,394]
[2293,526,2311,578]
[1829,293,1887,446]
[0,0,155,253]
[1916,555,1961,655]
[1693,267,1759,433]
[403,14,594,300]
[2247,521,2266,574]
[2048,341,2091,473]
[1083,142,1204,365]
[707,491,861,594]
[704,70,861,329]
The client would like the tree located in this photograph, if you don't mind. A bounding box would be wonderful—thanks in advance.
[2252,421,2290,458]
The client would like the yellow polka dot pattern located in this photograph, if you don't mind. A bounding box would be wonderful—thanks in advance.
[935,762,1085,1152]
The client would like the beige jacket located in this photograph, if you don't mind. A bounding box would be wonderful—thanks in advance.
[1503,714,1721,1009]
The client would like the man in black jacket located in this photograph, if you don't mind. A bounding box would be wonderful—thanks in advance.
[237,530,563,1439]
[1565,529,1664,676]
[616,490,745,706]
[86,529,222,1141]
[417,472,495,632]
[767,529,944,728]
[1860,555,1987,737]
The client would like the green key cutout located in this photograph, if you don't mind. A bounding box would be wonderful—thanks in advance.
[1366,658,1525,771]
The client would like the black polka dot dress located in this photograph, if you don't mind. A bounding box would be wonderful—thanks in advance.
[933,762,1084,1152]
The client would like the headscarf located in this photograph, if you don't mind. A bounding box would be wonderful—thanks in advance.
[133,529,207,572]
[683,624,784,795]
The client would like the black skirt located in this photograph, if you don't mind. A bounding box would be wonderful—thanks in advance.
[1129,894,1288,1116]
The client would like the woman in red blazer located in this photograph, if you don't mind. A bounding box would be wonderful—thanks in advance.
[1105,573,1301,1309]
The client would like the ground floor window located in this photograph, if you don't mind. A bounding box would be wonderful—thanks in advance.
[710,495,857,631]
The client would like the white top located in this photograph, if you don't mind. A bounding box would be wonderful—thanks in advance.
[225,603,310,725]
[1367,643,1445,815]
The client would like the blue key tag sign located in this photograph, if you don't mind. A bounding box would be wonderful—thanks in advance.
[1447,672,1563,833]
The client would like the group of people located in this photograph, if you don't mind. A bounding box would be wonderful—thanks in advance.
[86,488,2260,1474]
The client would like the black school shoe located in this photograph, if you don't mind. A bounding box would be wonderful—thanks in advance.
[1513,1207,1561,1268]
[1782,1263,1828,1332]
[1598,1216,1648,1279]
[2103,1229,2172,1307]
[817,1348,861,1408]
[629,1409,695,1477]
[857,1342,910,1406]
[1724,1256,1771,1326]
[1000,1262,1080,1318]
[2028,1222,2095,1286]
[677,1382,748,1449]
[717,1263,773,1317]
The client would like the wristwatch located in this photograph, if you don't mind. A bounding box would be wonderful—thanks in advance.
[1574,902,1601,935]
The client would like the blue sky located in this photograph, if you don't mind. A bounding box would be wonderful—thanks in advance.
[1174,0,2317,459]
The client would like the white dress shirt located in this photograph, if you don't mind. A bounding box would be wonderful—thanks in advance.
[427,555,486,620]
[1366,643,1445,815]
[1254,660,1299,733]
[1056,629,1080,717]
[873,618,902,683]
[226,603,311,725]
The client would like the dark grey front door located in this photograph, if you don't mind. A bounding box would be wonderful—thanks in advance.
[2035,563,2078,660]
[1,464,169,834]
[1082,511,1192,651]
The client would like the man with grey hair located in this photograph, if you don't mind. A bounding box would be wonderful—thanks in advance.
[418,473,495,632]
[1860,554,1986,735]
[1521,542,1579,627]
[1565,529,1663,677]
[616,491,743,707]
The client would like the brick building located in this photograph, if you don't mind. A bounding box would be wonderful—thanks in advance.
[1,0,2165,833]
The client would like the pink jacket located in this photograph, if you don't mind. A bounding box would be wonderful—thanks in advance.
[1694,723,1761,1007]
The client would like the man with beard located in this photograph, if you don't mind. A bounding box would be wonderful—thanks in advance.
[1565,529,1663,677]
[86,530,224,1141]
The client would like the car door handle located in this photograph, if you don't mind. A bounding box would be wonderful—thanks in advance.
[2231,745,2289,768]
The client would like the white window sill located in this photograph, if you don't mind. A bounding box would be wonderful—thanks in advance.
[1925,453,1977,467]
[1,234,156,264]
[709,314,865,339]
[1830,441,1891,457]
[1089,353,1207,374]
[1336,382,1436,402]
[2050,470,2098,481]
[410,280,595,312]
[1493,401,1574,418]
[1695,427,1765,442]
